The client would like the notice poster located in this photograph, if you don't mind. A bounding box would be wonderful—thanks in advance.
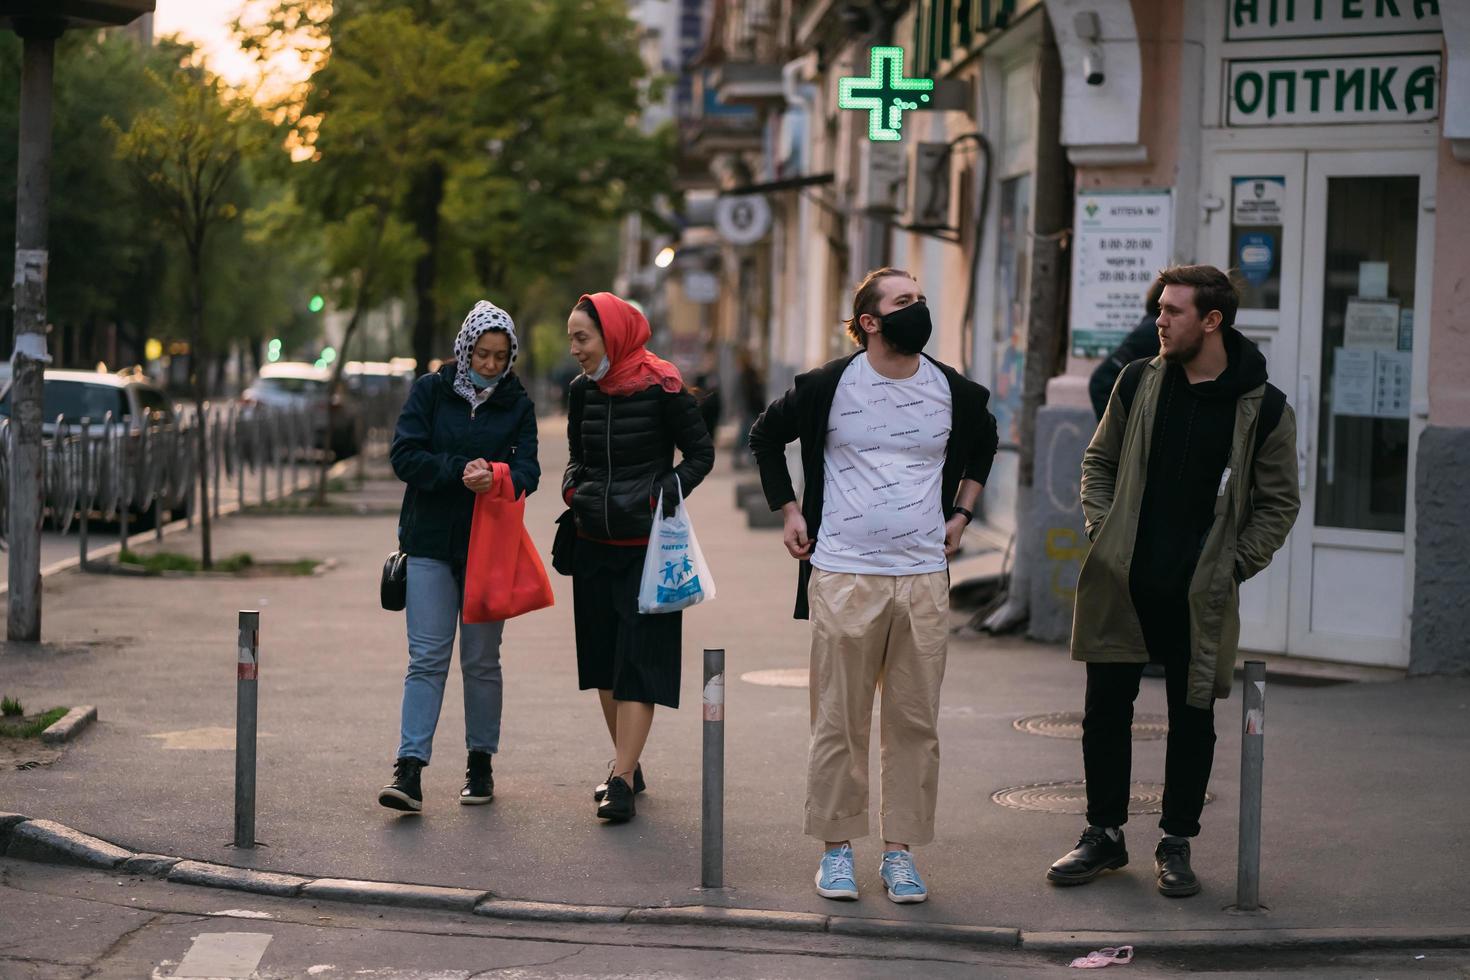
[1070,190,1173,357]
[1331,348,1375,417]
[1232,176,1285,226]
[1344,298,1400,350]
[1373,350,1412,419]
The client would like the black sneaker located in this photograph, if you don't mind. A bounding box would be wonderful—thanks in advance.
[460,750,494,805]
[596,775,636,822]
[378,757,425,812]
[1047,826,1128,885]
[593,762,645,801]
[1155,836,1201,897]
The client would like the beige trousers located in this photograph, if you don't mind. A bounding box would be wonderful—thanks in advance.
[804,567,950,845]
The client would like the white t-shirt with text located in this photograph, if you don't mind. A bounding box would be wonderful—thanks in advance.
[810,353,953,576]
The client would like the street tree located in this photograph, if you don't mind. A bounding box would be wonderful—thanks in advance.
[111,67,269,569]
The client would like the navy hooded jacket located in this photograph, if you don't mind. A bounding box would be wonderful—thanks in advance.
[391,364,540,564]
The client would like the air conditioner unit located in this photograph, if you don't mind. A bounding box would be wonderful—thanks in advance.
[904,142,953,230]
[859,141,907,212]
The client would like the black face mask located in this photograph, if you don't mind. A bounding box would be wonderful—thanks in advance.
[876,301,932,356]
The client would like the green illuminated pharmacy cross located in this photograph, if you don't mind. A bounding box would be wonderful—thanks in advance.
[838,46,935,142]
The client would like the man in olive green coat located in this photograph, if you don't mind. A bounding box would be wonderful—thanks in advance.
[1047,265,1299,898]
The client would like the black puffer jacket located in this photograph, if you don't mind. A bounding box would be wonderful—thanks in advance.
[562,377,715,542]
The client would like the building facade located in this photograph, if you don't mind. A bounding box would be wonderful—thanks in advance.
[654,0,1468,673]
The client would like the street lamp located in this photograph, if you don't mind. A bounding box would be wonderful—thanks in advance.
[3,0,156,641]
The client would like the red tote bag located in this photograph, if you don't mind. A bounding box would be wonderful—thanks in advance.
[463,462,555,623]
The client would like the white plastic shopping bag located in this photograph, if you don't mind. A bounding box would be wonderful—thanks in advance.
[637,479,716,614]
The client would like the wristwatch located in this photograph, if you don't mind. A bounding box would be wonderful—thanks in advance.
[953,506,974,525]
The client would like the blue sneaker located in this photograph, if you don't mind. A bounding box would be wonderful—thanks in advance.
[879,850,928,903]
[814,845,859,900]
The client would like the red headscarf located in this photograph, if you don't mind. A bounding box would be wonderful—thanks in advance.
[582,292,684,397]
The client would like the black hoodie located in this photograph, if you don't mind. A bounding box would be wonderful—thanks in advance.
[1130,327,1269,602]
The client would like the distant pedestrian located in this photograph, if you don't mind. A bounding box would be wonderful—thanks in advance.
[1048,265,1299,897]
[733,350,764,468]
[748,267,998,904]
[1088,279,1164,422]
[563,293,715,822]
[378,301,540,814]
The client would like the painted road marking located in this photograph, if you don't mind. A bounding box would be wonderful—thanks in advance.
[175,932,273,978]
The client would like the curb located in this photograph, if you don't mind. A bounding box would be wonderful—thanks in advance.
[40,705,96,744]
[2,812,1468,954]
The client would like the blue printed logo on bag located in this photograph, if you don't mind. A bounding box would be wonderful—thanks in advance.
[658,549,701,605]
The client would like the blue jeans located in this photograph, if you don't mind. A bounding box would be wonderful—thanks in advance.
[397,556,505,764]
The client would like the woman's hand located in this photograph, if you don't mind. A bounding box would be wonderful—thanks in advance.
[462,459,494,494]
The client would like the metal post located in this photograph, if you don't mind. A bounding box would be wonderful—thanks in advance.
[6,29,59,641]
[234,610,260,848]
[1236,660,1266,911]
[77,418,90,570]
[275,411,285,502]
[701,648,725,888]
[235,407,245,513]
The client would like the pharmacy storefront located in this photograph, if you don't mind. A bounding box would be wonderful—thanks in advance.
[1200,0,1443,667]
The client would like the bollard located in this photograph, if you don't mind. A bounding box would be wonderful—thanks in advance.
[78,419,91,570]
[235,610,260,848]
[701,648,725,888]
[1236,659,1266,911]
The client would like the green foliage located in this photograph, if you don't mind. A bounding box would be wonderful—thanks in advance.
[0,706,68,739]
[1,696,23,717]
[241,0,677,374]
[0,31,313,375]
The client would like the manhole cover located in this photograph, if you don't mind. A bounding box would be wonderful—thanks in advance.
[991,780,1211,815]
[740,668,808,688]
[1013,712,1169,741]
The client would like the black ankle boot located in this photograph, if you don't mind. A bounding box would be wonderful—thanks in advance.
[1047,826,1128,885]
[460,750,494,805]
[1155,836,1201,897]
[596,775,636,822]
[378,757,425,812]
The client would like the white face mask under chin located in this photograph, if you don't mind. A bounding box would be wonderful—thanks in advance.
[587,356,611,381]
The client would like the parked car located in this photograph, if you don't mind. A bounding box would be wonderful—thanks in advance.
[0,368,176,436]
[240,362,362,458]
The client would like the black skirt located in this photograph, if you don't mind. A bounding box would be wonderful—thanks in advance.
[572,538,683,708]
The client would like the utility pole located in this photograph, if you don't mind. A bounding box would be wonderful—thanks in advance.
[3,2,157,641]
[7,18,61,642]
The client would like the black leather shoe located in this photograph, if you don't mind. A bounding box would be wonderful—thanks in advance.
[1047,826,1128,885]
[594,762,645,801]
[1155,836,1201,897]
[378,757,425,813]
[460,750,494,805]
[596,775,636,822]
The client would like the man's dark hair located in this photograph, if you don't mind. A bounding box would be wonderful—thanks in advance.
[1154,264,1239,329]
[844,267,914,348]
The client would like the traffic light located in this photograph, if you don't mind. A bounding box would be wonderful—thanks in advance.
[308,294,325,314]
[267,338,283,363]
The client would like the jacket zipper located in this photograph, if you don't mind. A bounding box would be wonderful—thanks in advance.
[603,398,614,539]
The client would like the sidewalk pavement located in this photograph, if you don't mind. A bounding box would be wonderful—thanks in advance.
[2,418,1467,948]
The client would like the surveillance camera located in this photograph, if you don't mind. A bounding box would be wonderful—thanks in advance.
[1084,47,1105,86]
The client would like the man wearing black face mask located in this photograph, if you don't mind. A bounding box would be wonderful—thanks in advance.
[748,268,999,904]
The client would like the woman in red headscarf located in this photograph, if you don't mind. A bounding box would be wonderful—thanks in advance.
[562,292,715,822]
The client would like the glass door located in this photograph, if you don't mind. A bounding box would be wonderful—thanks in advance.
[1202,152,1306,653]
[1289,150,1435,666]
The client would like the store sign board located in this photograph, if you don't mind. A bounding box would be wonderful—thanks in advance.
[1226,53,1440,126]
[1226,0,1441,41]
[1069,191,1173,358]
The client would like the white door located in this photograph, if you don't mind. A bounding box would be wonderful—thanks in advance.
[1289,150,1435,667]
[1201,153,1307,653]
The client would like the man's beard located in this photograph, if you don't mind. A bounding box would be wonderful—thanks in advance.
[1161,333,1203,364]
